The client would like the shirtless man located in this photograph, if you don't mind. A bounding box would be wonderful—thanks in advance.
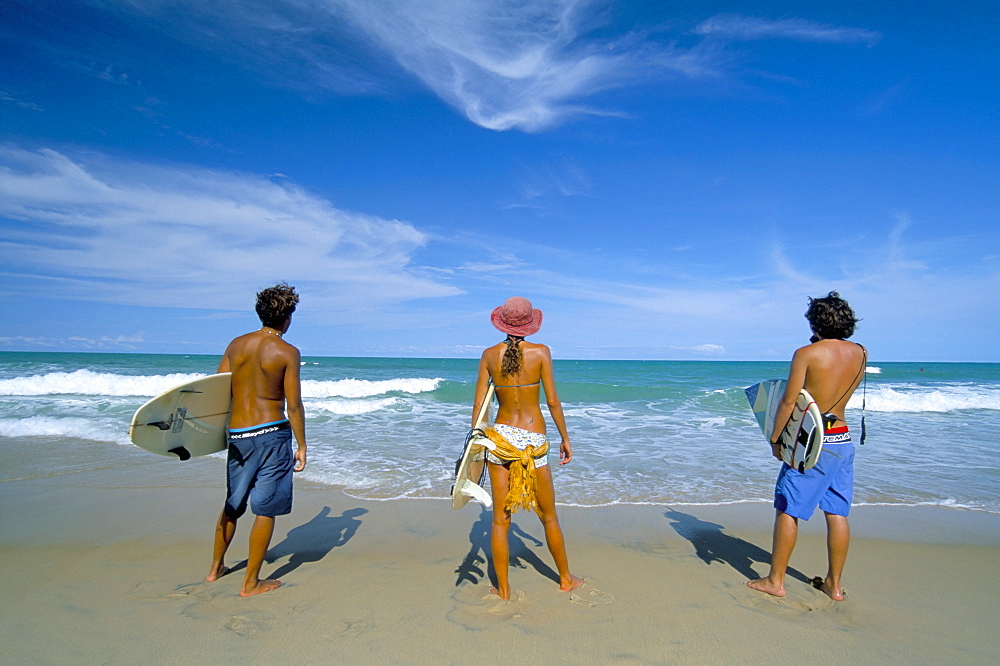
[747,292,866,601]
[205,283,307,597]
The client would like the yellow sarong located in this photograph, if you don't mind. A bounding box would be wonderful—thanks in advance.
[482,426,550,516]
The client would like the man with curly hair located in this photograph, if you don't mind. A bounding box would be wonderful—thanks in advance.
[205,283,307,597]
[748,292,867,601]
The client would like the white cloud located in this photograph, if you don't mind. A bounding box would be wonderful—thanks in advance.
[326,0,708,131]
[0,333,144,350]
[0,145,459,312]
[668,343,726,355]
[0,87,44,112]
[110,0,714,132]
[694,14,881,46]
[90,3,883,133]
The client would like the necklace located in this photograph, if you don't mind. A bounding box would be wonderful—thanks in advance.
[260,328,283,338]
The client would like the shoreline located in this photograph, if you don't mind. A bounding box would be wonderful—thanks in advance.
[2,439,999,663]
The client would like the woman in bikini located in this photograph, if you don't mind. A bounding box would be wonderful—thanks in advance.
[472,297,584,600]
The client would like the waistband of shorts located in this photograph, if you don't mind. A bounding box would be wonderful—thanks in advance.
[228,420,290,439]
[822,425,851,444]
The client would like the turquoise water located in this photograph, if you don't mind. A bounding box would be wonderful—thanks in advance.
[1,352,998,512]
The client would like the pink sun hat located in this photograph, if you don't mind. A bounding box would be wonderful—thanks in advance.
[491,297,543,336]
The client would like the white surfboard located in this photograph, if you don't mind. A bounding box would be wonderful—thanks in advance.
[745,379,825,472]
[451,383,496,509]
[129,373,232,460]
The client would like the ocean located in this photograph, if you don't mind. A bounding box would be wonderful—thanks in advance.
[1,352,998,513]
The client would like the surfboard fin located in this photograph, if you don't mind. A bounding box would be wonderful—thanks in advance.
[167,446,192,461]
[456,480,493,507]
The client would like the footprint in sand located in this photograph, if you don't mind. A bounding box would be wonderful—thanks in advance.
[570,588,614,607]
[225,614,270,637]
[486,590,526,617]
[172,581,220,601]
[125,577,174,602]
[127,578,220,603]
[738,582,817,616]
[445,586,527,629]
[337,619,375,638]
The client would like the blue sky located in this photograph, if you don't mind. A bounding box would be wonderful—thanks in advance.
[2,0,998,362]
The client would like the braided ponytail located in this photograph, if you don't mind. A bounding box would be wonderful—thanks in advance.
[501,336,523,377]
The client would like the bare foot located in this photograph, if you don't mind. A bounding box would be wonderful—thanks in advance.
[240,578,282,597]
[489,586,510,601]
[746,577,785,597]
[205,565,230,582]
[810,576,845,601]
[560,575,585,593]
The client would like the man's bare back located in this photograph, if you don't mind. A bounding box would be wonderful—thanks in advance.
[221,330,304,431]
[771,338,866,442]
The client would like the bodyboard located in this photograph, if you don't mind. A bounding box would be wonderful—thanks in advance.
[129,373,232,460]
[451,383,496,509]
[745,379,825,472]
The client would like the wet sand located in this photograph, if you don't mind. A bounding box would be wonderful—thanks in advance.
[1,438,998,664]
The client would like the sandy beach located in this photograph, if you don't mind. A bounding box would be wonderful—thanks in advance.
[2,437,998,664]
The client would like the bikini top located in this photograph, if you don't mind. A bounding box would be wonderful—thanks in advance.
[494,380,540,389]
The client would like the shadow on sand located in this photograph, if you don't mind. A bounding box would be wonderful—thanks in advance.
[264,506,368,580]
[455,504,558,587]
[664,508,809,584]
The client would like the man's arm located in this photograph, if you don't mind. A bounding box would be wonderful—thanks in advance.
[283,348,307,472]
[770,347,809,457]
[217,344,232,373]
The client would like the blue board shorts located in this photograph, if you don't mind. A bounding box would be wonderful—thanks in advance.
[774,427,855,520]
[224,420,294,519]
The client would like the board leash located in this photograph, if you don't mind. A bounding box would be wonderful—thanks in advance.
[859,350,868,445]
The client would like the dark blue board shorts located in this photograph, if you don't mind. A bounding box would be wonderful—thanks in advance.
[774,427,855,520]
[224,420,294,519]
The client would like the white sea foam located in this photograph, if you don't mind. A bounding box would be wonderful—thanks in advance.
[305,397,399,415]
[0,370,207,397]
[0,416,129,445]
[848,385,1000,412]
[301,377,440,398]
[0,371,442,399]
[866,366,881,374]
[856,500,998,514]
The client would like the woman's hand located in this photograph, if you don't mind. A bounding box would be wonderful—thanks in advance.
[559,439,572,465]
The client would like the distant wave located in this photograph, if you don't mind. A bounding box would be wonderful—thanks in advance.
[848,385,1000,412]
[305,397,400,415]
[866,366,881,374]
[0,416,129,445]
[0,370,207,397]
[301,377,441,398]
[0,370,441,398]
[855,500,999,514]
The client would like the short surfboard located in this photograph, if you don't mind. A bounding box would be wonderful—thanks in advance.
[129,373,232,460]
[451,382,496,509]
[745,379,824,472]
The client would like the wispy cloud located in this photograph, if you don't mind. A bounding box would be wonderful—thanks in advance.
[329,0,701,131]
[694,14,881,46]
[0,87,43,112]
[0,333,145,350]
[108,0,715,132]
[78,3,883,133]
[0,145,459,312]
